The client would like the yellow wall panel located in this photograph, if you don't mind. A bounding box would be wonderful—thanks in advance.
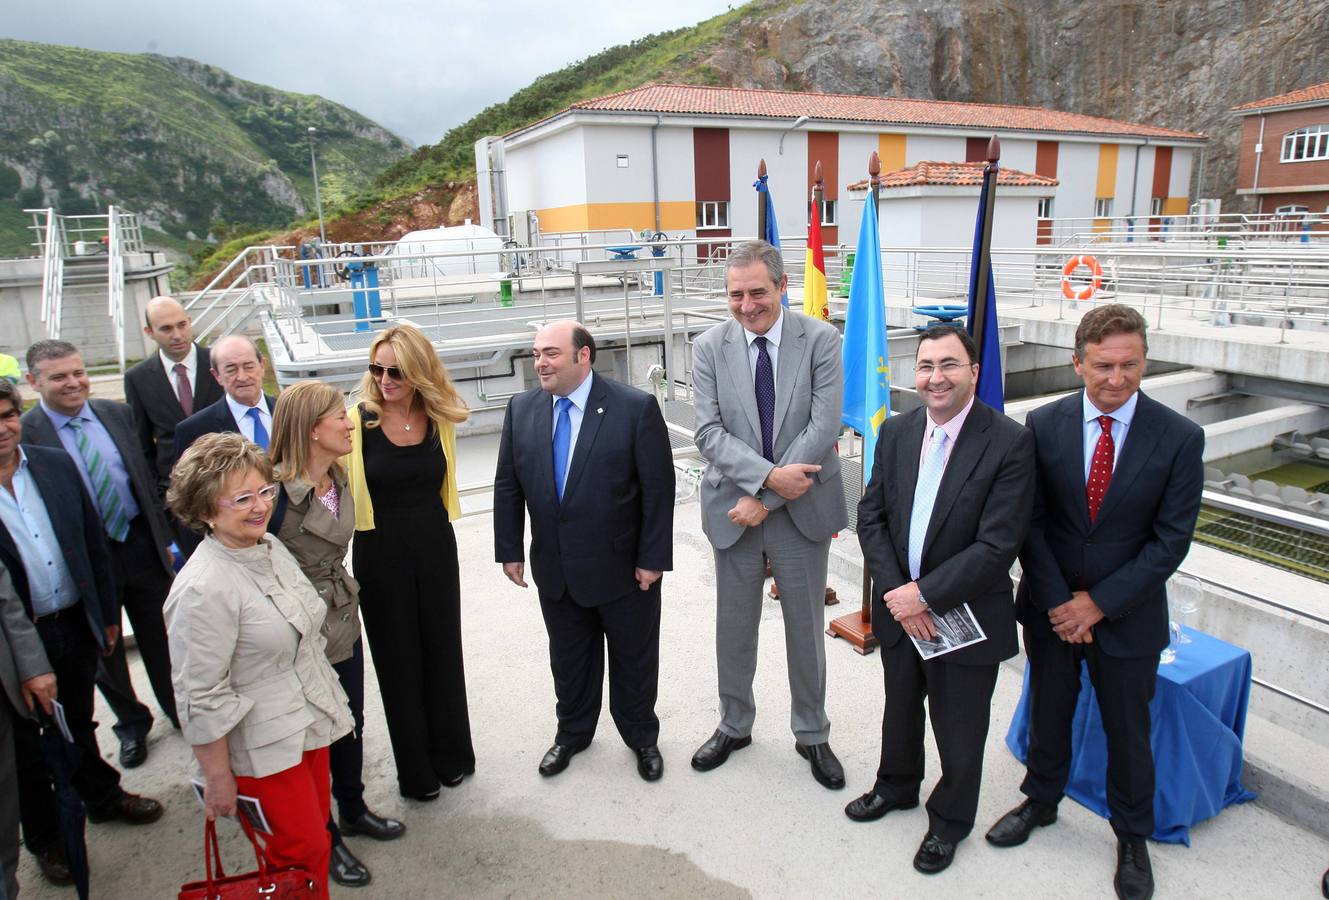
[1092,218,1111,234]
[535,204,591,233]
[879,134,906,172]
[1095,144,1119,199]
[1163,196,1189,216]
[538,201,698,234]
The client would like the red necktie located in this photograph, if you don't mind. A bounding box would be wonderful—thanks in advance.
[174,363,194,416]
[1086,415,1114,522]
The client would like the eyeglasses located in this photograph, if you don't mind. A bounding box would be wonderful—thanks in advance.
[914,361,973,377]
[216,483,279,511]
[368,363,404,381]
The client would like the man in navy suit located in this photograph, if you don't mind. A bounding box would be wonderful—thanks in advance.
[986,305,1204,900]
[493,321,674,781]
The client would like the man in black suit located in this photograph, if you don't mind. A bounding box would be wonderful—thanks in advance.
[494,321,674,781]
[123,296,223,500]
[172,334,277,559]
[847,326,1035,875]
[0,379,164,887]
[23,340,178,769]
[986,304,1204,900]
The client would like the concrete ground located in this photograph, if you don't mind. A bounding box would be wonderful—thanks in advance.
[15,498,1329,899]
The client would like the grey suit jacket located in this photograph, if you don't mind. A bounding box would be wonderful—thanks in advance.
[0,563,52,719]
[21,399,176,576]
[693,311,847,550]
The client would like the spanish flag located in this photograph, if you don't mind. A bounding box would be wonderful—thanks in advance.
[803,208,829,320]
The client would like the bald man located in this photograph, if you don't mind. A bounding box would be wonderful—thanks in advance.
[123,297,223,500]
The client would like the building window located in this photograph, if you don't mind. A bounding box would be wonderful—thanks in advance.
[1274,204,1309,216]
[807,199,837,226]
[1150,197,1164,216]
[1094,197,1113,218]
[1036,198,1053,218]
[616,154,629,168]
[696,201,729,229]
[1281,125,1329,162]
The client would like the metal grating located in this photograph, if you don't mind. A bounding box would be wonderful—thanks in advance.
[1194,505,1329,584]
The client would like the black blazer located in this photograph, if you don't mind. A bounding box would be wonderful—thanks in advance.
[123,344,224,497]
[857,400,1036,666]
[493,374,675,607]
[1016,390,1205,658]
[0,445,116,648]
[174,393,278,459]
[21,399,175,576]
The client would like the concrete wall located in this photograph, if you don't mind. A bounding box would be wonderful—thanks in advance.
[506,127,587,224]
[905,133,965,165]
[726,128,806,244]
[1055,142,1101,219]
[837,132,879,241]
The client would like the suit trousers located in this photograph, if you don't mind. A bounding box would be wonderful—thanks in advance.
[873,641,999,843]
[95,515,177,743]
[712,507,831,744]
[234,747,332,900]
[537,584,661,750]
[1,699,18,900]
[16,609,122,854]
[328,639,366,823]
[1019,628,1159,839]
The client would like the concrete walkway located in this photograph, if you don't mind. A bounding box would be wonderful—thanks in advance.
[16,499,1329,898]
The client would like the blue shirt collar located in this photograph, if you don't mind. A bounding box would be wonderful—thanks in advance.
[39,399,92,430]
[1083,389,1138,425]
[553,370,594,411]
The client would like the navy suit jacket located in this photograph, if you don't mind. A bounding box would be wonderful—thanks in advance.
[493,373,675,607]
[173,393,278,460]
[1016,390,1205,658]
[0,445,116,648]
[21,399,175,576]
[858,400,1036,666]
[123,344,224,497]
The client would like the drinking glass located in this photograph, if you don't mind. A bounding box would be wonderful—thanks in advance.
[1170,575,1203,645]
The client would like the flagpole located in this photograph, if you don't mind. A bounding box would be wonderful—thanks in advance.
[756,158,768,241]
[812,160,824,228]
[970,135,1000,365]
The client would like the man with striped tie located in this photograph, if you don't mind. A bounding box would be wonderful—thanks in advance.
[22,340,178,771]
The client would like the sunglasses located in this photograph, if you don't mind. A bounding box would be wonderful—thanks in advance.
[368,363,404,381]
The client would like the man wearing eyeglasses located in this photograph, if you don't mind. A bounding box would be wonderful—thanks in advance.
[847,325,1034,876]
[173,335,278,559]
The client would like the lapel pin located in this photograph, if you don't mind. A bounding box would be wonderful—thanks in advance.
[596,407,603,415]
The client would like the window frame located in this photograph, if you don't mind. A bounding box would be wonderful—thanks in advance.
[806,199,837,226]
[695,200,729,230]
[1281,125,1329,163]
[1094,197,1114,218]
[1036,197,1053,219]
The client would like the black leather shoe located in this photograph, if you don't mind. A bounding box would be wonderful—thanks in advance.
[441,772,466,788]
[844,790,919,822]
[119,737,148,769]
[399,787,440,802]
[913,833,957,874]
[86,791,164,825]
[1322,866,1328,900]
[985,798,1058,847]
[795,741,845,790]
[329,841,371,887]
[34,845,73,887]
[539,743,581,777]
[339,810,406,841]
[635,745,664,782]
[690,729,752,772]
[1114,838,1154,900]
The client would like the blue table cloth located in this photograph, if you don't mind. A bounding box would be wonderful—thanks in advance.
[1005,626,1256,844]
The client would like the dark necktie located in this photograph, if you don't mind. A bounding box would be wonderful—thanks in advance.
[1086,415,1115,522]
[754,336,775,462]
[246,407,270,451]
[552,397,572,501]
[173,363,194,416]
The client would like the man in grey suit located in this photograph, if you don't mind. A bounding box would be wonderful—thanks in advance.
[690,240,848,789]
[0,562,56,900]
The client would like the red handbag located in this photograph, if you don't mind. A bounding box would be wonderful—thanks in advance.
[178,817,318,899]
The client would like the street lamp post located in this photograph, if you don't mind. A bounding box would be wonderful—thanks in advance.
[308,126,327,243]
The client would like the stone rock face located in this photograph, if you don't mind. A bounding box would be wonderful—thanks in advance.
[695,0,1329,209]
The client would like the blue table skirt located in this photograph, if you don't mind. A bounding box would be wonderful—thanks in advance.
[1004,626,1256,845]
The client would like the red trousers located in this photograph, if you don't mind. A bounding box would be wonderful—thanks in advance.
[234,747,331,900]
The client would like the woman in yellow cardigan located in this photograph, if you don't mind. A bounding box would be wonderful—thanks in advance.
[345,324,474,800]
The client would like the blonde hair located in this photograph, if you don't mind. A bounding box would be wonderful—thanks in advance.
[167,432,274,533]
[269,380,347,485]
[355,323,468,429]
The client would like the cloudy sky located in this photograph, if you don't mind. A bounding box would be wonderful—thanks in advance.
[3,0,737,146]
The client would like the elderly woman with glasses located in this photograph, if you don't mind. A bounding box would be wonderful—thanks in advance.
[346,323,474,801]
[165,432,352,900]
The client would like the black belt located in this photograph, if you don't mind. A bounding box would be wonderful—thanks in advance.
[33,602,82,625]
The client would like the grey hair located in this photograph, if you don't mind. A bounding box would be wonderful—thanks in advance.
[725,240,784,286]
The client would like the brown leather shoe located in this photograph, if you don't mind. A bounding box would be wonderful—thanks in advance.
[86,791,164,825]
[34,845,74,887]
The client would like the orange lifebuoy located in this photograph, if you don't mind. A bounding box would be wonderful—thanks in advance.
[1061,255,1102,301]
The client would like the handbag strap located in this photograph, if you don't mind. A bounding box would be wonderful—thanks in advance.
[238,815,273,884]
[202,819,227,889]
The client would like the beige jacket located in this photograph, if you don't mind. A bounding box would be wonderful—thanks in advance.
[274,474,360,664]
[165,534,353,779]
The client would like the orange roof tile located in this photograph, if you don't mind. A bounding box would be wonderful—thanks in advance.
[845,161,1058,191]
[536,83,1205,141]
[1233,81,1329,113]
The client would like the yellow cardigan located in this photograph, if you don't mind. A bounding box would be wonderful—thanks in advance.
[345,404,462,530]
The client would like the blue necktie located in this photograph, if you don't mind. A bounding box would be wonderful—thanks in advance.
[754,336,775,462]
[552,397,572,501]
[908,426,948,580]
[246,406,270,451]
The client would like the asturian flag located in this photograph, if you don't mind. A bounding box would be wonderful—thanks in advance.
[803,201,829,321]
[841,193,890,466]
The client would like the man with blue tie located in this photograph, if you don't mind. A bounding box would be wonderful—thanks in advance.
[22,340,178,770]
[494,321,674,781]
[847,326,1035,875]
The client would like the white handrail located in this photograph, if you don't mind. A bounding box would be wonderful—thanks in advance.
[107,206,127,372]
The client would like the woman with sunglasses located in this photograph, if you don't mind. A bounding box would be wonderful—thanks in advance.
[346,324,475,800]
[165,432,352,900]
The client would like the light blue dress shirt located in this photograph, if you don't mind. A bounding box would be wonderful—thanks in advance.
[0,447,79,615]
[42,401,140,527]
[225,395,273,444]
[1082,390,1138,483]
[551,371,595,488]
[742,310,784,394]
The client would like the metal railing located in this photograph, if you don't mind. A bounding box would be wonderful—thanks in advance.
[34,209,65,338]
[106,206,127,372]
[1048,211,1329,247]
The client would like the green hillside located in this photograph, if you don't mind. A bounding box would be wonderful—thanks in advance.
[0,39,409,256]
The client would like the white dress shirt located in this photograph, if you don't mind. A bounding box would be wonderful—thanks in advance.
[742,311,784,394]
[160,345,198,394]
[226,394,272,444]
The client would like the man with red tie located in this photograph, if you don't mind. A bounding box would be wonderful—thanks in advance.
[986,304,1204,900]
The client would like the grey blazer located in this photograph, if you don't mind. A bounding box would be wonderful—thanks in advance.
[0,563,52,719]
[692,311,847,550]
